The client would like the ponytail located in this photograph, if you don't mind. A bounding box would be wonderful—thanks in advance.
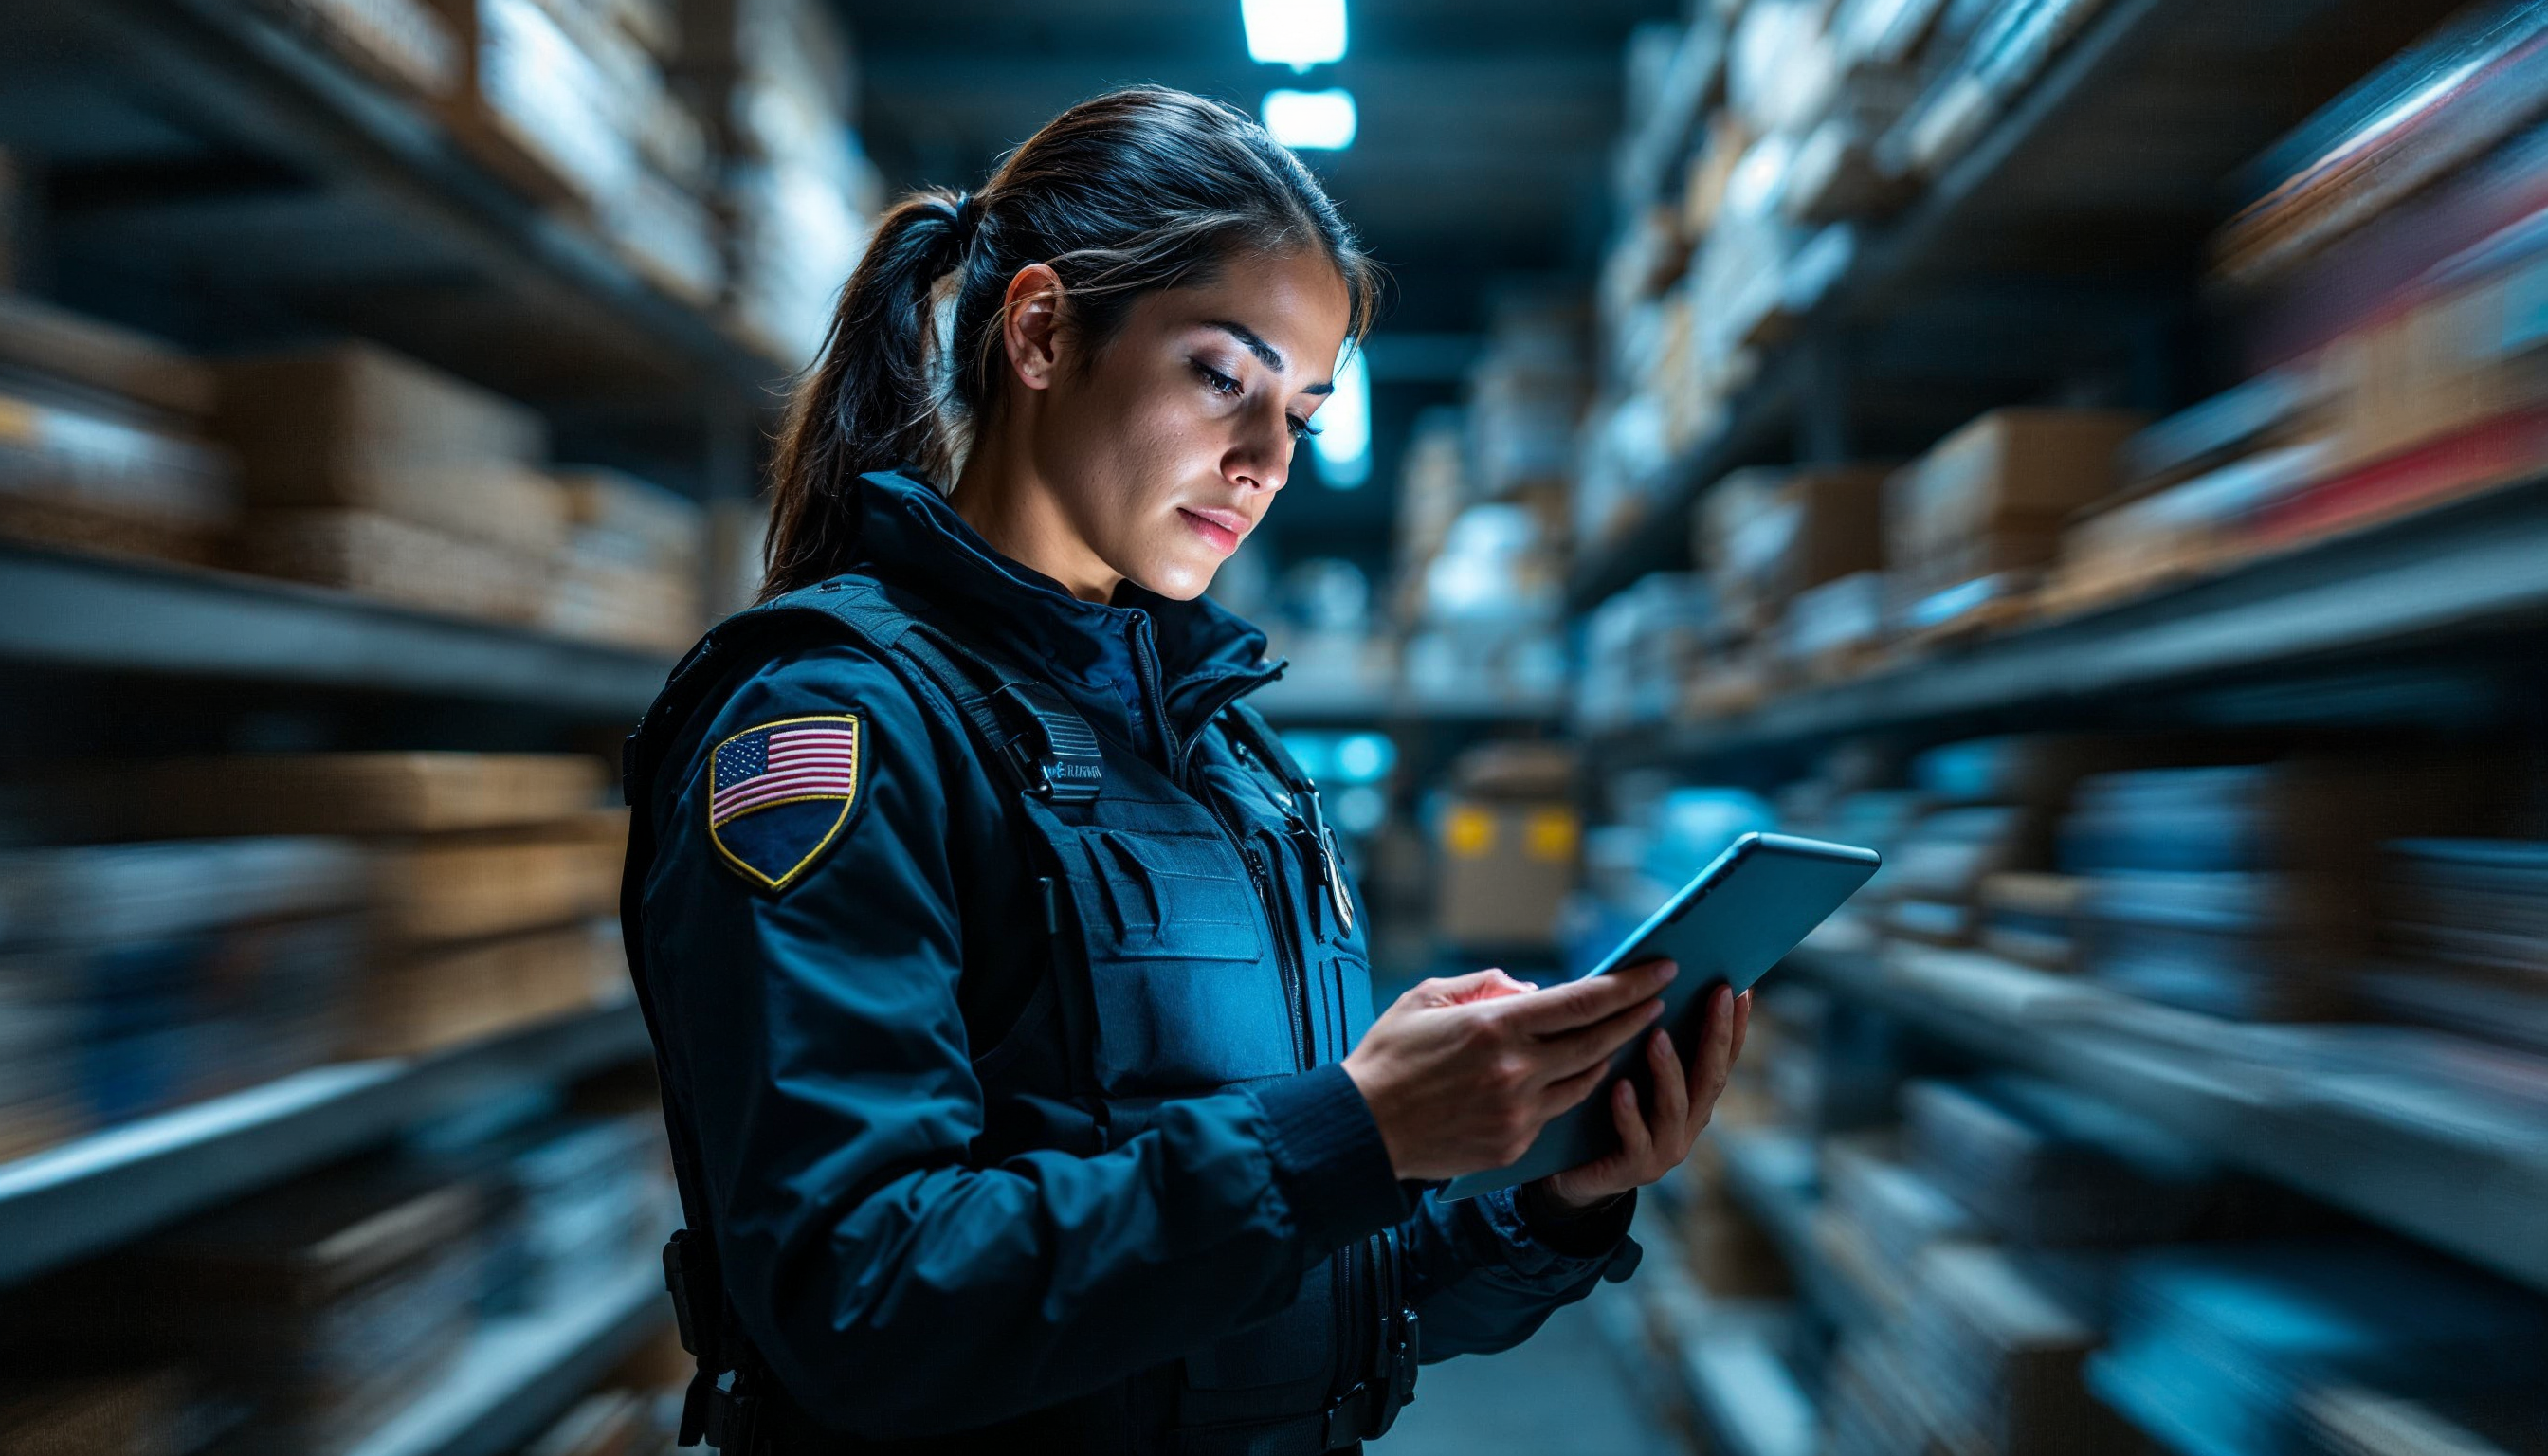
[757,85,1382,602]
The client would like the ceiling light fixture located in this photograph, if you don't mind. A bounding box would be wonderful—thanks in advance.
[1243,0,1348,70]
[1312,346,1371,488]
[1262,87,1357,151]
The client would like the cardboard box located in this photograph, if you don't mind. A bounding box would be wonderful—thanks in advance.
[1903,1243,2132,1456]
[426,0,638,208]
[0,293,219,418]
[351,919,617,1056]
[234,506,550,622]
[1699,464,1891,630]
[1,387,238,564]
[369,811,628,944]
[1434,798,1578,948]
[265,0,463,99]
[1886,410,2148,602]
[36,753,606,839]
[212,343,561,553]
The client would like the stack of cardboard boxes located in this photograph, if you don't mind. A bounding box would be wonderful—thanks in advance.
[674,0,879,364]
[1431,743,1581,952]
[216,342,565,625]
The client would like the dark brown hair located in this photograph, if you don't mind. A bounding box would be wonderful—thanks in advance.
[758,85,1384,600]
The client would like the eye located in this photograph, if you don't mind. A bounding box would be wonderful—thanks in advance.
[1287,414,1321,441]
[1192,360,1244,398]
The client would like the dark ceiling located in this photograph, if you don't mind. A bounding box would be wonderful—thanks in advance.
[827,0,1673,565]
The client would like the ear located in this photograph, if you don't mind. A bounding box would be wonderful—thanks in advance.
[999,263,1065,391]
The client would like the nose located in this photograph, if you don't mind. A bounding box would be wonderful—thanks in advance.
[1225,398,1293,495]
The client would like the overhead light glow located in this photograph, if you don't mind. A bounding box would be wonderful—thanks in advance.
[1243,0,1347,70]
[1311,344,1370,488]
[1262,88,1357,151]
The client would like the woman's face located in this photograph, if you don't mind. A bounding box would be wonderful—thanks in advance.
[1021,247,1353,601]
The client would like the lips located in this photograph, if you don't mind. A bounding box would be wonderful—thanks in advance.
[1177,506,1248,555]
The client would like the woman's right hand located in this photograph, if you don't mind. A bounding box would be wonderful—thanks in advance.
[1340,960,1678,1181]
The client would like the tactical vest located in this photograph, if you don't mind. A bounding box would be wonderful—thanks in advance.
[620,575,1418,1455]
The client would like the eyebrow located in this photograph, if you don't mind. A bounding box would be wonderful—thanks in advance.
[1207,319,1334,395]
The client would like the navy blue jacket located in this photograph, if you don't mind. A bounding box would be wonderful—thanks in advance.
[626,470,1636,1453]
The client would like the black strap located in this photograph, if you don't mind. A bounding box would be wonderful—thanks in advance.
[891,622,1105,805]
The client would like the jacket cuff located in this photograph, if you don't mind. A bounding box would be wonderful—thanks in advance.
[1514,1182,1639,1260]
[1247,1064,1410,1250]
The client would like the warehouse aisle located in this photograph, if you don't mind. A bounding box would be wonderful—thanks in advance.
[1374,1285,1685,1456]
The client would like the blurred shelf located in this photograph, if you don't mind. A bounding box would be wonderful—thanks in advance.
[2,0,787,451]
[1628,1218,1818,1456]
[347,1257,665,1456]
[1566,0,2432,612]
[0,540,676,717]
[1787,939,2548,1294]
[0,997,648,1286]
[1597,474,2548,768]
[1714,1126,1885,1337]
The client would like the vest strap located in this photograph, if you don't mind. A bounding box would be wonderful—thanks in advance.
[893,623,1105,804]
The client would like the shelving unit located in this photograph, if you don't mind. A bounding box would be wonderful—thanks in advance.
[1566,0,2441,611]
[347,1257,665,1456]
[1596,471,2548,769]
[0,999,648,1285]
[0,540,676,715]
[1782,937,2548,1295]
[6,0,788,461]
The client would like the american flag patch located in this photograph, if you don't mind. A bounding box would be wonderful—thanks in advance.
[711,717,861,827]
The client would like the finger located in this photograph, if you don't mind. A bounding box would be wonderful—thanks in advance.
[1688,986,1738,1118]
[1542,1055,1613,1113]
[1530,995,1667,1083]
[1611,1077,1654,1163]
[1731,989,1753,1064]
[1648,1027,1689,1138]
[1502,958,1678,1033]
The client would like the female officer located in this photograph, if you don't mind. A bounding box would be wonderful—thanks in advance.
[620,86,1752,1455]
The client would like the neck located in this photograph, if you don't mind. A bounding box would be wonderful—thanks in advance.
[948,419,1122,604]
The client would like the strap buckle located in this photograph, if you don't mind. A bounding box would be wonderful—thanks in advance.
[681,1369,759,1452]
[664,1231,714,1361]
[990,682,1103,804]
[1320,1382,1374,1450]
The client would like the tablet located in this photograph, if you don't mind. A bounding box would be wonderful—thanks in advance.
[1438,832,1881,1201]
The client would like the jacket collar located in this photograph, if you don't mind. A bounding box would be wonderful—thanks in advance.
[847,470,1281,759]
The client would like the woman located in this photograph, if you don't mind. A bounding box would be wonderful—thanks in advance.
[620,86,1751,1455]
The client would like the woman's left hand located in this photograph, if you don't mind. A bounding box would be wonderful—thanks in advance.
[1533,984,1751,1212]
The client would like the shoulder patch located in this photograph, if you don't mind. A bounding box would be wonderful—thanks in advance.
[706,714,865,892]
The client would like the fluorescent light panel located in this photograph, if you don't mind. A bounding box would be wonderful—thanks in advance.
[1243,0,1347,69]
[1263,87,1357,151]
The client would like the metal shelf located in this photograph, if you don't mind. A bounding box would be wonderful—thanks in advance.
[1787,940,2548,1295]
[0,998,650,1286]
[1599,474,2548,769]
[348,1257,666,1456]
[0,540,676,718]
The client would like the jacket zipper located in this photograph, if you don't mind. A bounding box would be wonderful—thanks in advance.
[1135,618,1363,1411]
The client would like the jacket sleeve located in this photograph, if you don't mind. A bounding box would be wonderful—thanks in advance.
[1398,1177,1642,1362]
[638,644,1409,1438]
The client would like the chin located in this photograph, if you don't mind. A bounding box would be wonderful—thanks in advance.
[1133,555,1218,602]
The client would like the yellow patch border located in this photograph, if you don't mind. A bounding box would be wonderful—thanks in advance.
[707,714,863,892]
